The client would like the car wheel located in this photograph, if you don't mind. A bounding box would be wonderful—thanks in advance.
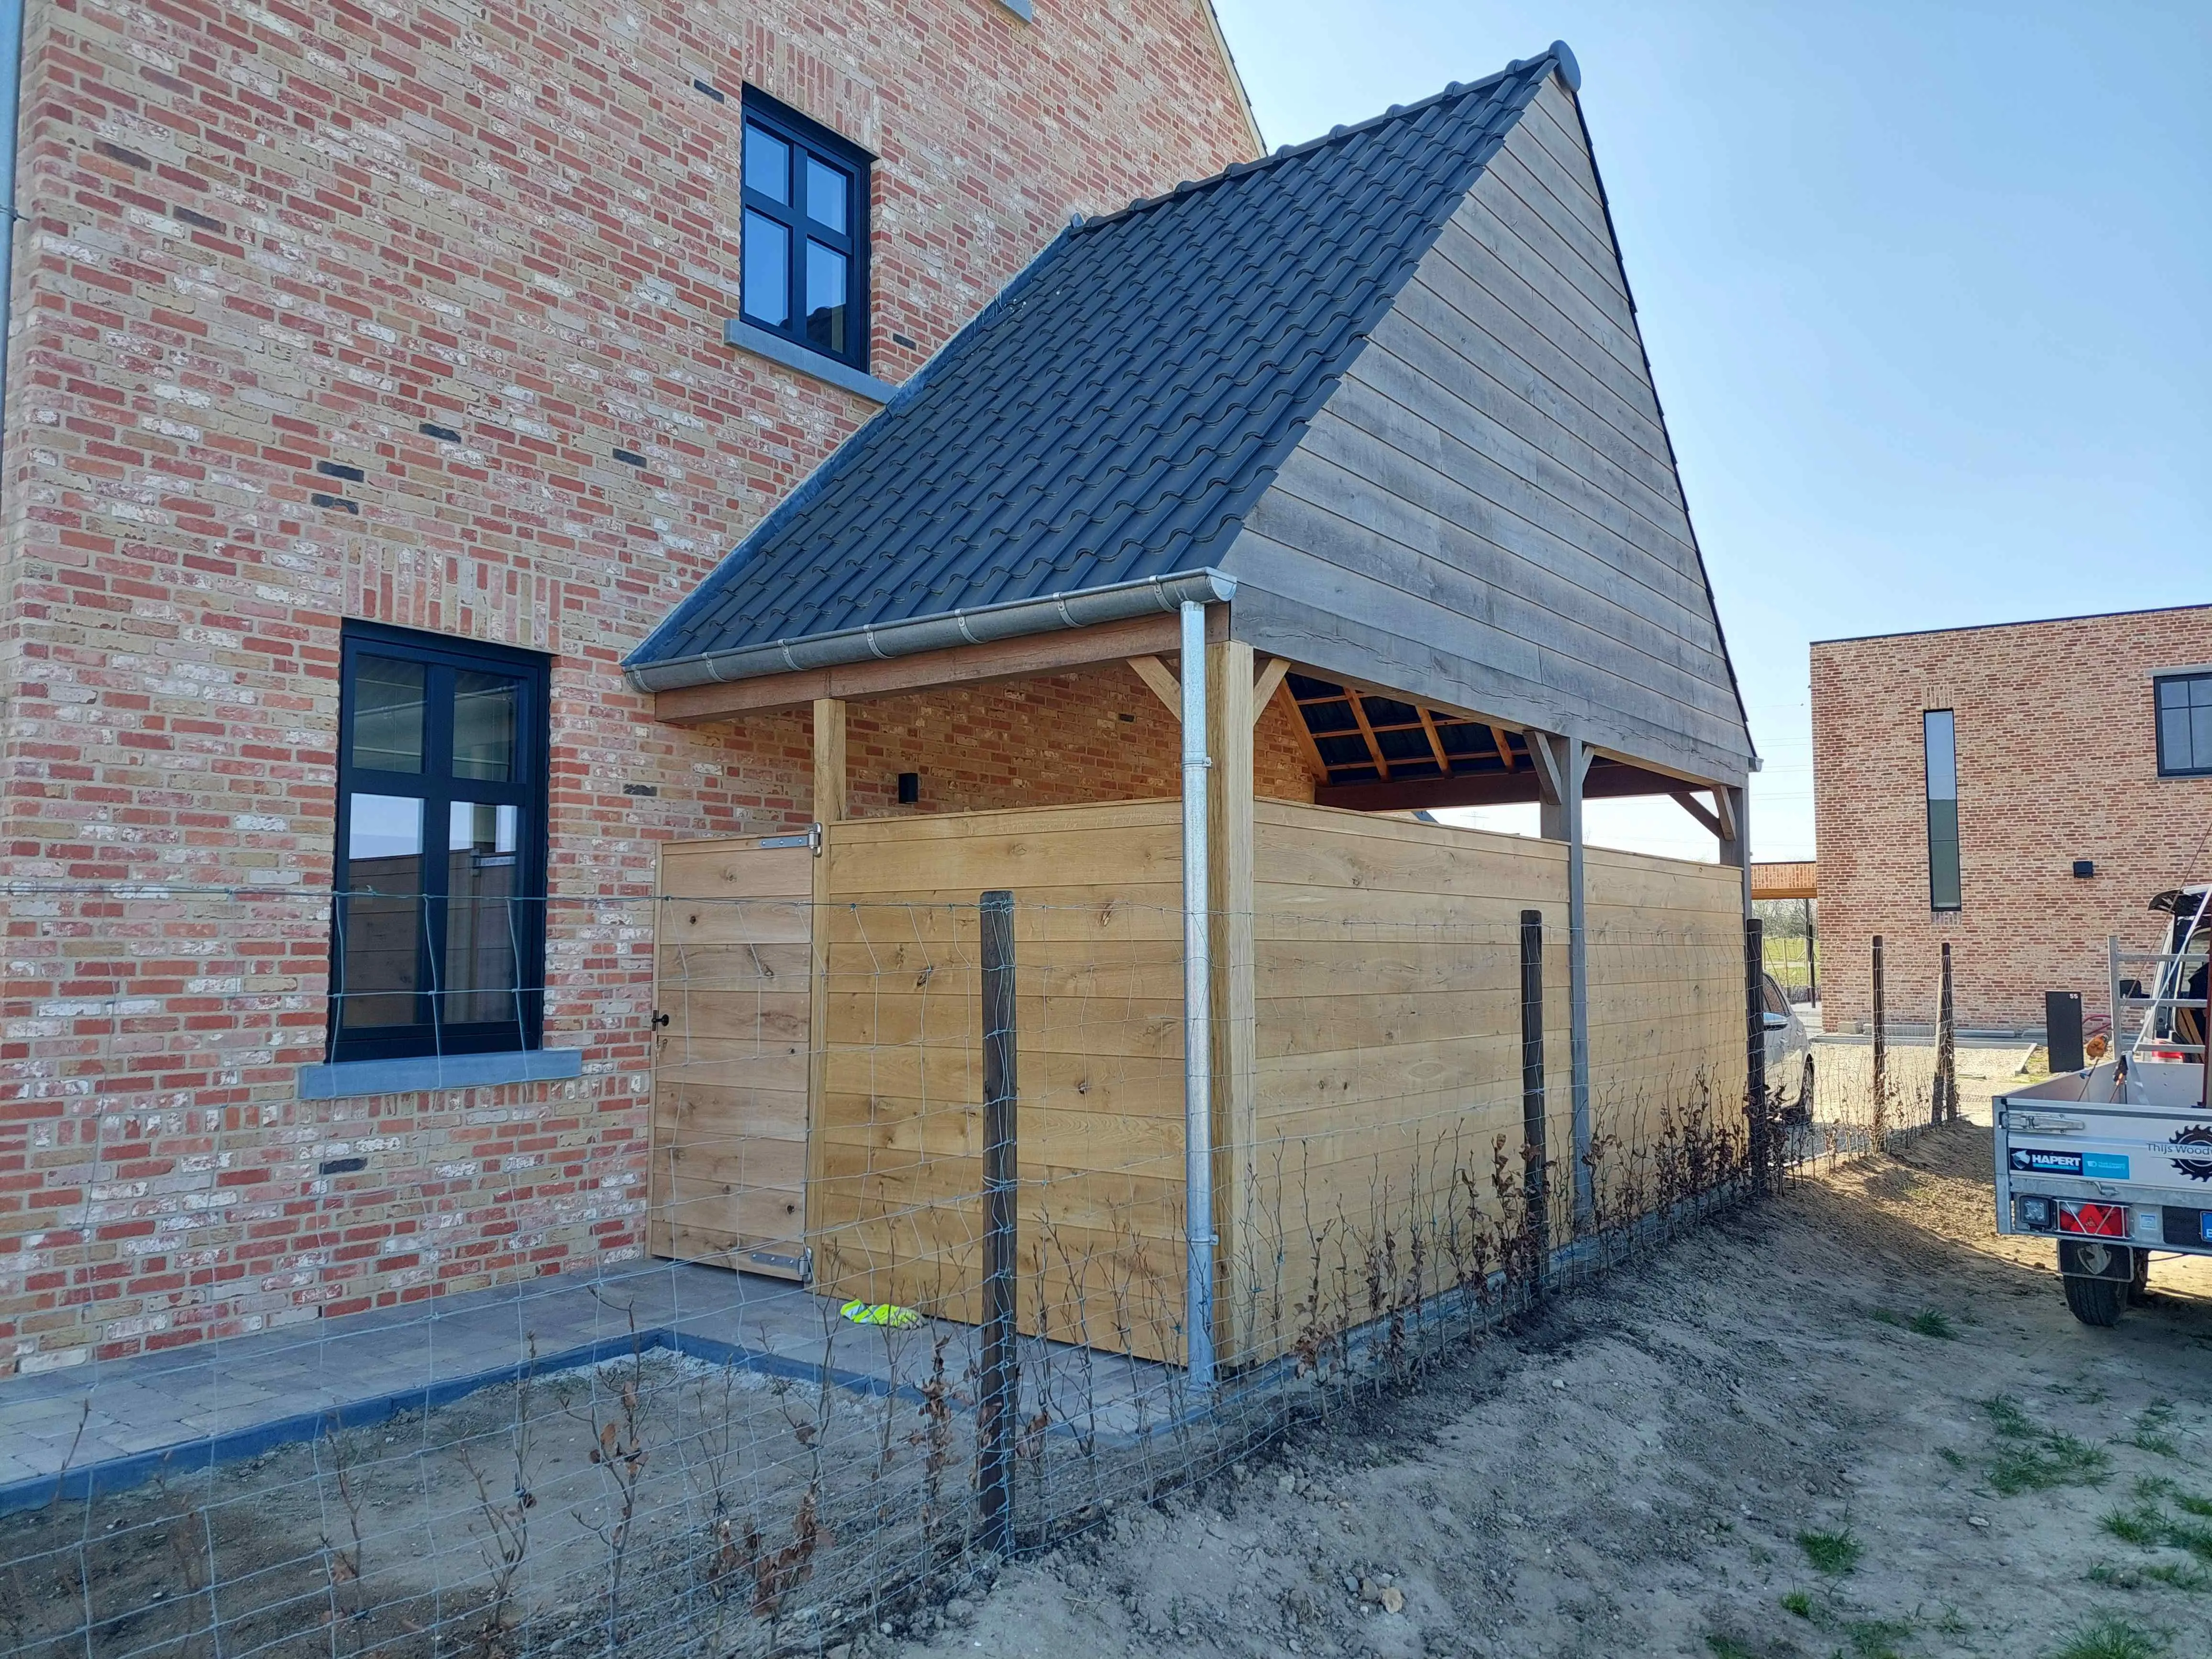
[2063,1272,2126,1327]
[1779,1056,1814,1126]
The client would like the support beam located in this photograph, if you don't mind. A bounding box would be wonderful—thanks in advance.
[1488,724,1516,771]
[1127,654,1182,715]
[653,608,1220,724]
[1206,637,1256,1372]
[811,698,846,827]
[1314,760,1719,815]
[1251,655,1292,716]
[1534,731,1592,1229]
[1669,790,1724,840]
[1717,784,1751,918]
[805,696,845,1272]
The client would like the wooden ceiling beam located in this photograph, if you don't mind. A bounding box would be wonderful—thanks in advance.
[1315,761,1702,814]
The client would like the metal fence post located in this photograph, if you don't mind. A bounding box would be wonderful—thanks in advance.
[1745,918,1769,1193]
[1871,934,1887,1145]
[1934,941,1956,1125]
[1518,909,1548,1283]
[978,889,1018,1556]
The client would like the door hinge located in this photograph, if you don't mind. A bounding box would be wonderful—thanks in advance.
[758,822,823,854]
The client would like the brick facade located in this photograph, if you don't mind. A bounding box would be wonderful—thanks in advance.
[1810,605,2212,1035]
[0,0,1259,1372]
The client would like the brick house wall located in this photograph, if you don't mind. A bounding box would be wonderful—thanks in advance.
[1810,605,2212,1035]
[0,0,1259,1372]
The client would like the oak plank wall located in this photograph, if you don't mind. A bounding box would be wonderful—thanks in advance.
[650,837,818,1280]
[811,800,1194,1365]
[1221,77,1748,788]
[1234,803,1745,1366]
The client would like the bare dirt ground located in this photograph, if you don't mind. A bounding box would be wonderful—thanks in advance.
[882,1124,2212,1659]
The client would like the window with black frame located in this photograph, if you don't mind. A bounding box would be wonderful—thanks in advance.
[2156,671,2212,777]
[1924,708,1961,911]
[329,623,549,1062]
[739,91,869,370]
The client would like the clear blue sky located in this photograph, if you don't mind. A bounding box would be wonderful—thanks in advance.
[1211,0,2212,861]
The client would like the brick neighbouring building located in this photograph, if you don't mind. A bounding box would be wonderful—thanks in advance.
[0,0,1269,1374]
[1810,604,2212,1037]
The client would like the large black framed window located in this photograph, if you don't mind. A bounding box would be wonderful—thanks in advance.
[1924,708,1961,912]
[2156,672,2212,777]
[739,89,870,371]
[329,622,550,1062]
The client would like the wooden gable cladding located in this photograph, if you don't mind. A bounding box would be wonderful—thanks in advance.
[1220,73,1754,789]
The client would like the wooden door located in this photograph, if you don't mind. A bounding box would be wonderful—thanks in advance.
[649,833,815,1280]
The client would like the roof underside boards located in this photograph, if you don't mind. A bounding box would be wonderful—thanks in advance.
[1220,75,1753,784]
[626,55,1559,678]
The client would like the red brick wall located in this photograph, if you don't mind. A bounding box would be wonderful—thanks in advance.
[0,0,1257,1372]
[1810,606,2212,1034]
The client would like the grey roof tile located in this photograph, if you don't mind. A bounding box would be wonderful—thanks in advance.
[628,53,1564,675]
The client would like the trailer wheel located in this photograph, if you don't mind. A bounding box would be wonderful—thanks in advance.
[2062,1273,2126,1327]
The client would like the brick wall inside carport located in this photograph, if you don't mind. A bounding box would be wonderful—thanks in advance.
[0,0,1258,1373]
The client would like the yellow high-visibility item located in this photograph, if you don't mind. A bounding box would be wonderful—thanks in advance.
[840,1300,921,1329]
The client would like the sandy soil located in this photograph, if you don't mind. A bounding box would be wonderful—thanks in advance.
[879,1125,2212,1659]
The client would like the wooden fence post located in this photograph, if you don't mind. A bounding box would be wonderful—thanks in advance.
[1934,941,1957,1125]
[978,889,1018,1556]
[1871,934,1887,1145]
[1746,918,1770,1193]
[1518,909,1549,1282]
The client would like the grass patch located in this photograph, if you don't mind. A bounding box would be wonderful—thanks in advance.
[2173,1493,2212,1520]
[1907,1309,1957,1339]
[2048,1616,2166,1659]
[1780,1589,1814,1619]
[2104,1507,2166,1547]
[1844,1616,1913,1658]
[2129,1403,2179,1457]
[2141,1562,2212,1593]
[1990,1431,2112,1495]
[1705,1636,1765,1659]
[1796,1527,1862,1575]
[1983,1394,2036,1439]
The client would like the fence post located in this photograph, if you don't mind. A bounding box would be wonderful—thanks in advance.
[1518,909,1549,1283]
[1804,896,1818,1006]
[1871,934,1887,1145]
[978,889,1018,1557]
[1745,918,1770,1194]
[1933,941,1957,1125]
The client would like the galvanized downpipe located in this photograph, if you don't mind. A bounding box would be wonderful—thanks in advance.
[0,0,26,477]
[1178,598,1215,1392]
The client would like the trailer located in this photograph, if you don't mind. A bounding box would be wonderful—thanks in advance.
[1993,885,2212,1325]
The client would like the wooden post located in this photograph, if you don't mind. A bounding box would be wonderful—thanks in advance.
[1205,638,1255,1369]
[1871,934,1888,1145]
[1518,909,1549,1282]
[805,697,845,1260]
[1746,918,1770,1194]
[1532,731,1592,1229]
[1934,941,1957,1125]
[1803,896,1819,1007]
[977,889,1018,1556]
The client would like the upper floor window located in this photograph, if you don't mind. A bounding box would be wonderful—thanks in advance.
[330,622,550,1063]
[2156,672,2212,777]
[741,91,870,372]
[1924,708,1961,912]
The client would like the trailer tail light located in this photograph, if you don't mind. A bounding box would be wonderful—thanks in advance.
[2016,1195,2055,1231]
[2058,1202,2127,1238]
[2148,1049,2185,1063]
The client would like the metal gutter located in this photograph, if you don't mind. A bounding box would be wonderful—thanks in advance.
[623,568,1237,694]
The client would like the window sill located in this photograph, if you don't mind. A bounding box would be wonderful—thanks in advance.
[723,320,896,404]
[299,1048,583,1101]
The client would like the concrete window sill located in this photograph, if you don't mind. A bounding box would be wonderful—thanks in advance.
[723,321,896,404]
[299,1049,584,1101]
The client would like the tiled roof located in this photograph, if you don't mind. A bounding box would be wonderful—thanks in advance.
[627,50,1566,676]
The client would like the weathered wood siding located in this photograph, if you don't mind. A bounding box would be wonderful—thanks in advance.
[1232,803,1745,1365]
[811,800,1193,1365]
[649,836,816,1279]
[1221,74,1752,786]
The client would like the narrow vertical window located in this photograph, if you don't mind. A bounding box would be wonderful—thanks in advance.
[738,89,870,372]
[330,623,550,1062]
[1924,709,1961,912]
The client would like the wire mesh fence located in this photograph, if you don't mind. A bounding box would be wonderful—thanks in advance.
[0,879,1963,1659]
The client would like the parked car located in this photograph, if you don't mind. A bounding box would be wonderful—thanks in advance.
[1762,973,1814,1119]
